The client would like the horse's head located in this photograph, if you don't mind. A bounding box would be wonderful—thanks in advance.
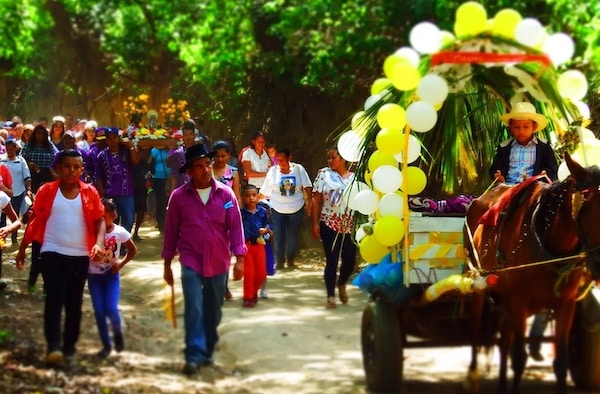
[566,153,600,279]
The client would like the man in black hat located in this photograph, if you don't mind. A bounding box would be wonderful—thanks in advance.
[162,143,246,375]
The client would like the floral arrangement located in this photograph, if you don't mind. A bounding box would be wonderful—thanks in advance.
[159,98,191,129]
[122,94,190,148]
[122,94,149,125]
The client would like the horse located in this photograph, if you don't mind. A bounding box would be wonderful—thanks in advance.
[463,153,600,394]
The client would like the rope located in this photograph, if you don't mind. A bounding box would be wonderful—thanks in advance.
[483,252,586,274]
[575,280,595,302]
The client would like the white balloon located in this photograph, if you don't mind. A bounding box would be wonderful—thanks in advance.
[354,189,380,215]
[394,46,420,68]
[338,130,363,162]
[417,74,449,105]
[557,70,588,101]
[543,33,574,66]
[557,161,570,181]
[343,181,369,211]
[574,102,591,121]
[515,18,545,47]
[577,126,595,141]
[364,94,382,110]
[378,193,404,218]
[372,165,403,194]
[355,226,367,243]
[409,22,442,54]
[406,101,438,132]
[393,134,422,164]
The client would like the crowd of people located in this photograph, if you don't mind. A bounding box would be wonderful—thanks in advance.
[0,113,360,376]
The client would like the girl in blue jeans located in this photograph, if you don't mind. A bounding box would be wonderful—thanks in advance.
[88,199,137,358]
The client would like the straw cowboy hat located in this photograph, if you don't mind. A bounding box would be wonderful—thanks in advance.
[499,102,548,130]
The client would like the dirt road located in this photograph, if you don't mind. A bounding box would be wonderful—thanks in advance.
[0,223,586,393]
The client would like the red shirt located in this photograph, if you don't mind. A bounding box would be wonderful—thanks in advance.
[0,164,13,188]
[22,180,104,252]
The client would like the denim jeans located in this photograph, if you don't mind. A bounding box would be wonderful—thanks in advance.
[88,271,122,349]
[320,222,357,297]
[270,207,304,265]
[41,252,89,354]
[111,195,135,233]
[180,265,227,364]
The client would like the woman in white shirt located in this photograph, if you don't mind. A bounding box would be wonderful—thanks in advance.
[241,131,271,188]
[259,147,312,269]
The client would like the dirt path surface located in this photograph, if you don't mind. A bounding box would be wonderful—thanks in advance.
[0,223,588,393]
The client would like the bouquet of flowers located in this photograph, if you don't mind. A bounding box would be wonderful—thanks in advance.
[122,94,150,125]
[160,98,191,129]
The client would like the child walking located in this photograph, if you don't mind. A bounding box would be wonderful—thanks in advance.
[88,198,137,358]
[240,185,272,308]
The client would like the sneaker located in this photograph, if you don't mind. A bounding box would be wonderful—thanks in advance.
[0,280,6,292]
[27,283,36,294]
[259,289,268,299]
[97,347,111,359]
[326,297,337,309]
[114,333,124,352]
[183,361,199,375]
[225,290,233,301]
[133,234,142,241]
[337,284,348,304]
[46,350,64,367]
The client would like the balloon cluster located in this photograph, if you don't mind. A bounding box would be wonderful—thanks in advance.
[337,1,588,265]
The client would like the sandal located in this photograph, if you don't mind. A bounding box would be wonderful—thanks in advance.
[337,284,349,304]
[326,297,337,309]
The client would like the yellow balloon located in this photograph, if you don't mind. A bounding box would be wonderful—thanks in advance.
[368,150,398,172]
[376,128,404,155]
[371,78,391,95]
[376,103,407,130]
[455,1,487,37]
[373,216,405,246]
[359,235,389,262]
[492,9,522,38]
[383,54,412,79]
[402,166,427,195]
[389,63,420,91]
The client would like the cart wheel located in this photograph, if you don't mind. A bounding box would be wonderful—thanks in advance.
[569,288,600,390]
[361,300,403,393]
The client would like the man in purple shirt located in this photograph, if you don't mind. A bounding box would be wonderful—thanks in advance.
[94,127,140,232]
[165,120,198,194]
[162,143,246,375]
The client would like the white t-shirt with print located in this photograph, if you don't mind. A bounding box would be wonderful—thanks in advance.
[313,167,354,234]
[260,163,312,214]
[241,148,271,188]
[89,224,131,274]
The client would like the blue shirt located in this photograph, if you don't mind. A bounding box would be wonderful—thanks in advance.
[241,205,270,243]
[151,147,169,180]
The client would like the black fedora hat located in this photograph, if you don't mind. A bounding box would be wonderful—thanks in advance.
[179,143,215,173]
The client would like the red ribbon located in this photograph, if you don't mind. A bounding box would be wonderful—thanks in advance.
[431,51,552,67]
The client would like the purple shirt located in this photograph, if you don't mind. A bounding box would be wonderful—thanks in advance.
[162,178,247,277]
[165,146,189,187]
[95,147,135,196]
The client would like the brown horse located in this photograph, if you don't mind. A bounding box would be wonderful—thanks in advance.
[464,153,600,394]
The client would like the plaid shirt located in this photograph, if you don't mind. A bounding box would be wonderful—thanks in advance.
[506,138,537,185]
[21,142,59,169]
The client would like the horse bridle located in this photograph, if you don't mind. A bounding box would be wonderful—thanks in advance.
[572,181,600,280]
